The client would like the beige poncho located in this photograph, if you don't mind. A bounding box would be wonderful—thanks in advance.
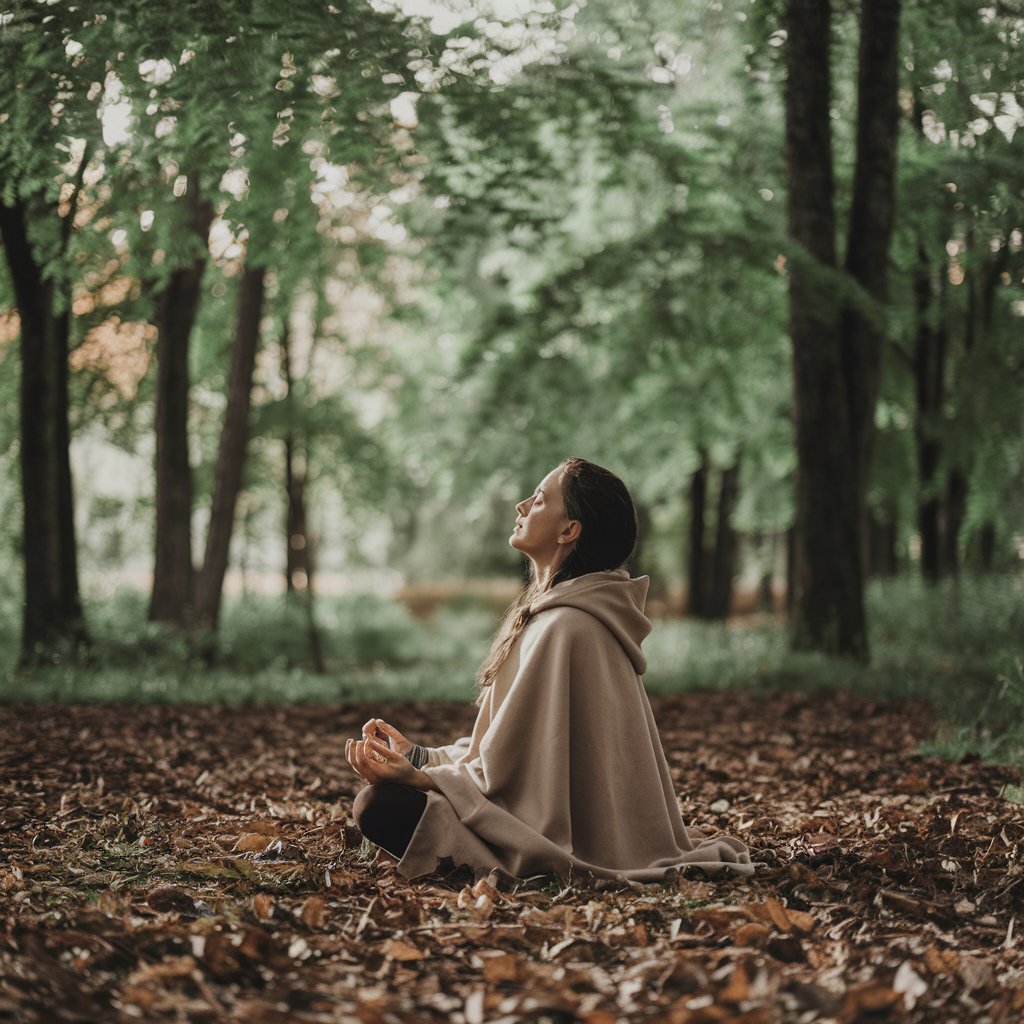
[397,570,754,882]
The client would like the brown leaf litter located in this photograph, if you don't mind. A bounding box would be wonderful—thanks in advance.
[1,691,1022,1022]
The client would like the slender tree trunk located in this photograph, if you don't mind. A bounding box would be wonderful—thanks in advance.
[707,463,740,620]
[944,469,967,578]
[913,240,946,582]
[866,510,899,577]
[978,522,996,571]
[279,321,325,672]
[149,183,214,627]
[193,264,267,633]
[632,502,662,597]
[0,198,88,665]
[784,0,866,657]
[280,324,313,595]
[686,450,709,617]
[756,533,777,612]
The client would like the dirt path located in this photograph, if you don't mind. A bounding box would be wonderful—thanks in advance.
[1,692,1021,1022]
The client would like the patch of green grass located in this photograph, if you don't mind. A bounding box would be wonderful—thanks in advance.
[0,586,495,704]
[645,575,1024,765]
[2,574,1021,765]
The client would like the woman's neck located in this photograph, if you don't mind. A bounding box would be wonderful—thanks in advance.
[530,556,566,590]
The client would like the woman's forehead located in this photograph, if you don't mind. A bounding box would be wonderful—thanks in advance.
[536,467,563,494]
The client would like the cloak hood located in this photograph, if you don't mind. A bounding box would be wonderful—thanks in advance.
[530,569,651,675]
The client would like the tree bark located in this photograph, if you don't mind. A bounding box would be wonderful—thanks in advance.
[913,239,946,582]
[280,321,326,673]
[707,463,739,620]
[841,0,903,514]
[193,264,267,633]
[0,198,88,665]
[686,450,709,617]
[944,468,967,577]
[149,182,214,627]
[784,0,867,658]
[977,522,996,571]
[280,323,314,596]
[784,0,900,658]
[866,510,899,577]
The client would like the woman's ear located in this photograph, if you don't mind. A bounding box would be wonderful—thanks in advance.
[559,519,582,545]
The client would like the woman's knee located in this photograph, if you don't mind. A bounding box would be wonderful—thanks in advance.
[352,783,427,853]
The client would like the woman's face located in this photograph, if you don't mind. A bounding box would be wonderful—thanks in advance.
[509,466,578,565]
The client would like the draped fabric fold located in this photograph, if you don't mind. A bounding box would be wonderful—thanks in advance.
[397,570,754,882]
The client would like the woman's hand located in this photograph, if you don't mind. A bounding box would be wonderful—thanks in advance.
[345,735,435,791]
[360,717,413,757]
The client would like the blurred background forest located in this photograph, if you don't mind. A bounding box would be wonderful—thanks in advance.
[0,0,1021,756]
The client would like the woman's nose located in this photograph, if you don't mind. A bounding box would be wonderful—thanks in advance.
[515,497,531,515]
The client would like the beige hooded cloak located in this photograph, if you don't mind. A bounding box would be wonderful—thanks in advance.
[396,569,754,882]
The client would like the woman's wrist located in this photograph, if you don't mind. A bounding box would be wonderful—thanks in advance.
[415,768,437,792]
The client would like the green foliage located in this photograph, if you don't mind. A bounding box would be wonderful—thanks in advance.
[1,0,1021,667]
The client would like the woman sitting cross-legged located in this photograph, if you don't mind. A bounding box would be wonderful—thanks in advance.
[344,457,753,882]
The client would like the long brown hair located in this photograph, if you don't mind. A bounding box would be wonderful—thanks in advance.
[474,457,638,702]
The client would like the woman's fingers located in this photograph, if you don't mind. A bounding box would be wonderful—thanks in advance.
[346,732,412,786]
[365,737,393,763]
[346,738,380,782]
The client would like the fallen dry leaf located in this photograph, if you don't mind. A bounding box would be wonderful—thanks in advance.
[0,694,1020,1024]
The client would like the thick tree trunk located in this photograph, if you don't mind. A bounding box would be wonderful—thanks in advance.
[0,198,88,665]
[193,264,267,633]
[841,0,902,513]
[913,240,946,582]
[149,183,214,627]
[784,0,900,659]
[784,0,867,657]
[686,451,709,617]
[707,463,740,620]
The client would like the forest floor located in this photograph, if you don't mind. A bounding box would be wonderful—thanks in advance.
[1,691,1022,1024]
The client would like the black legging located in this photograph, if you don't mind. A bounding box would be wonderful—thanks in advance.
[352,783,427,859]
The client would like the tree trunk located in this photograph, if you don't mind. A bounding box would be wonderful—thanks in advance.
[0,198,88,665]
[149,182,214,627]
[707,463,740,620]
[280,324,314,595]
[866,510,898,577]
[193,264,267,633]
[841,0,903,516]
[279,322,325,673]
[977,522,996,571]
[784,0,867,658]
[784,0,900,659]
[944,468,967,578]
[632,502,663,598]
[913,239,946,582]
[686,450,709,617]
[785,524,797,614]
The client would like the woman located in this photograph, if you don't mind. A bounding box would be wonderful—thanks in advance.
[345,457,753,882]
